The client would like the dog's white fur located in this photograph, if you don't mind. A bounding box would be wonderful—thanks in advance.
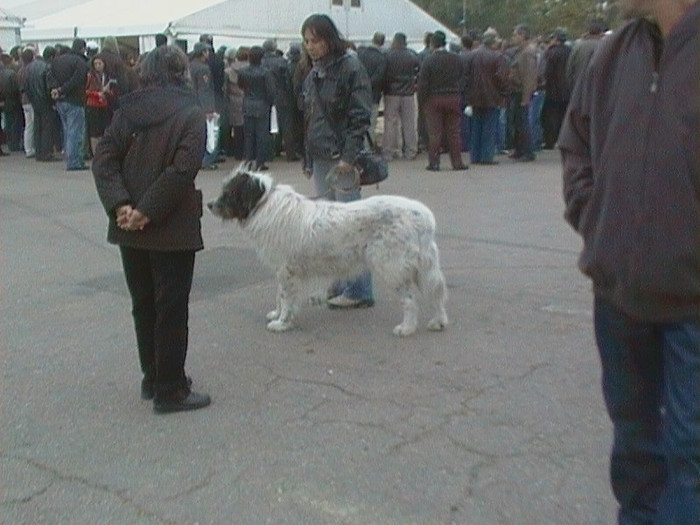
[210,171,448,336]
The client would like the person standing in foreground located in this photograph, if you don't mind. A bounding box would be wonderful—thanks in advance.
[92,45,211,414]
[301,13,374,309]
[559,1,699,523]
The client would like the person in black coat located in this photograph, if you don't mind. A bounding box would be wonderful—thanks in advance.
[238,46,276,170]
[92,45,210,414]
[541,28,571,149]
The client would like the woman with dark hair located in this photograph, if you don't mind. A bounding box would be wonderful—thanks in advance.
[301,13,374,309]
[92,45,211,414]
[85,55,115,154]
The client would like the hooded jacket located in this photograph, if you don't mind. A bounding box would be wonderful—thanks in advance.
[560,4,700,321]
[92,86,206,251]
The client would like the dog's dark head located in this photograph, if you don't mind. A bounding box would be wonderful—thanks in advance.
[207,169,272,221]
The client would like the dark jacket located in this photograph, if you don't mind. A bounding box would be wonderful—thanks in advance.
[302,51,371,164]
[543,42,571,103]
[466,45,509,109]
[261,51,290,107]
[46,50,89,106]
[237,64,276,118]
[565,36,603,94]
[417,49,464,103]
[189,59,216,113]
[383,47,419,97]
[0,64,21,110]
[560,4,700,321]
[21,59,50,110]
[92,86,206,252]
[357,45,387,103]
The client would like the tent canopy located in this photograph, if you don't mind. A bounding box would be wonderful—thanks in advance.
[169,0,457,48]
[20,0,457,51]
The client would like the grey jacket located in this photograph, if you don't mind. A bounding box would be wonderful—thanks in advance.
[302,51,372,165]
[560,4,700,321]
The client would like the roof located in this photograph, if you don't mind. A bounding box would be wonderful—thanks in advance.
[19,0,457,48]
[169,0,456,46]
[21,0,226,41]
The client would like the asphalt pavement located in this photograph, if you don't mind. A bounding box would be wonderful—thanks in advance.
[1,148,617,524]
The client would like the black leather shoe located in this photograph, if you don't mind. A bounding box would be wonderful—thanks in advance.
[154,389,211,414]
[452,164,469,170]
[425,165,439,172]
[142,376,192,400]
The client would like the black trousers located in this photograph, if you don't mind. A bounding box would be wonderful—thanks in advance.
[541,98,568,149]
[119,247,195,393]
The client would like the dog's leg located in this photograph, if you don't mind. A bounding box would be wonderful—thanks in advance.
[393,283,419,337]
[266,267,298,332]
[266,283,282,321]
[424,242,449,331]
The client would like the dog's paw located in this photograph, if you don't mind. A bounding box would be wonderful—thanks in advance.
[266,310,280,321]
[427,318,447,331]
[393,323,417,337]
[267,319,294,332]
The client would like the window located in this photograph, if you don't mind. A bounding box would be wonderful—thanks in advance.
[350,0,361,6]
[332,0,343,5]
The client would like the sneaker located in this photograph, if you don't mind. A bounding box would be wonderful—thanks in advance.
[327,295,375,309]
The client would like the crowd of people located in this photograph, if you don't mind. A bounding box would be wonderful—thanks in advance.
[2,6,699,524]
[0,19,607,172]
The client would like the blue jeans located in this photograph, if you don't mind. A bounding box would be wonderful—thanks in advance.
[55,101,85,169]
[529,90,544,152]
[243,114,271,169]
[469,108,499,164]
[495,107,507,153]
[594,297,700,525]
[311,158,372,302]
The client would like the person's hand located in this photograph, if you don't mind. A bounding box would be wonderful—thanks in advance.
[116,205,150,231]
[50,88,60,101]
[115,204,133,229]
[123,209,150,231]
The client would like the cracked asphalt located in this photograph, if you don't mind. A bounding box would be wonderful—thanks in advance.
[1,149,616,524]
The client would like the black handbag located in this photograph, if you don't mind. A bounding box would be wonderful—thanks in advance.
[309,78,388,186]
[354,133,389,186]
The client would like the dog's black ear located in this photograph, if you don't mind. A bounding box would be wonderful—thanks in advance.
[237,174,266,219]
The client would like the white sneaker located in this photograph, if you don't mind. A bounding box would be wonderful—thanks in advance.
[327,295,374,309]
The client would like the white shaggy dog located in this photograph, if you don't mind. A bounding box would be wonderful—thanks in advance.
[207,169,448,336]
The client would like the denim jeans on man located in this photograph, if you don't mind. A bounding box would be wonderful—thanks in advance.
[311,158,373,302]
[55,100,85,169]
[528,90,544,152]
[469,107,499,164]
[594,297,699,525]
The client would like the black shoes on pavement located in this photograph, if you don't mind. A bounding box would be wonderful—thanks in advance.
[142,376,210,414]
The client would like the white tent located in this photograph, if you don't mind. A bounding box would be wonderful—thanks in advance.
[20,0,456,53]
[20,0,226,50]
[167,0,458,49]
[1,7,24,51]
